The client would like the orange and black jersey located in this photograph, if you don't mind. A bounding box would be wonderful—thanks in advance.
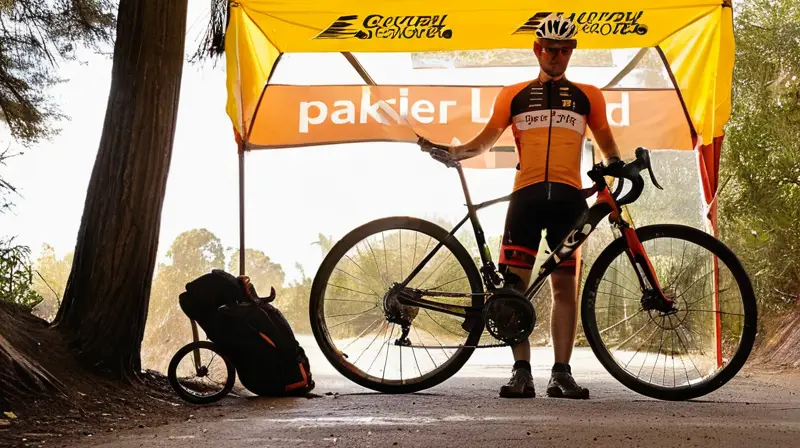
[483,77,611,192]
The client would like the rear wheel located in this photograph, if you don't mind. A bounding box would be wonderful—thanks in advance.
[309,217,485,394]
[581,224,757,401]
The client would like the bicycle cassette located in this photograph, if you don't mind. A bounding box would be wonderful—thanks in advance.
[483,288,536,346]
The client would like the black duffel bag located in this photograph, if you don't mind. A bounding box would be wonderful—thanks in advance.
[178,269,314,396]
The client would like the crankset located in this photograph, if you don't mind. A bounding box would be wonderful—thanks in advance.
[483,287,537,346]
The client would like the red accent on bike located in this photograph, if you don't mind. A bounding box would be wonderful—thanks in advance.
[621,226,671,303]
[596,187,621,220]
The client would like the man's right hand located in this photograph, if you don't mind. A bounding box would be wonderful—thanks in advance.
[418,136,457,165]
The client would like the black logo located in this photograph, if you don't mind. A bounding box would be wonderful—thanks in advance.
[315,14,453,40]
[514,11,648,36]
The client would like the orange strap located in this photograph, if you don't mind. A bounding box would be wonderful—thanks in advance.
[285,363,309,391]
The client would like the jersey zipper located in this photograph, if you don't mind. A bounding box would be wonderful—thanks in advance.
[544,80,554,200]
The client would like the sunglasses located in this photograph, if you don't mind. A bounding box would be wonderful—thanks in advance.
[541,47,573,56]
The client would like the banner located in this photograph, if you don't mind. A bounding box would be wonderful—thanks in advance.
[248,85,693,167]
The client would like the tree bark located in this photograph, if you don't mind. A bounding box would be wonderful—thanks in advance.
[54,0,189,377]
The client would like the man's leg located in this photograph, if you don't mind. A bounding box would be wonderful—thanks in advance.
[506,266,534,363]
[496,183,544,398]
[498,262,537,398]
[546,249,590,399]
[549,266,578,364]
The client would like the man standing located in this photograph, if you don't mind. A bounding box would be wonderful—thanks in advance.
[420,14,621,399]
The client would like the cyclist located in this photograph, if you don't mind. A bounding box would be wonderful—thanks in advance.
[420,13,621,399]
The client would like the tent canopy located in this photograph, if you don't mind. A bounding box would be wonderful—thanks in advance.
[214,1,732,366]
[216,0,733,242]
[222,0,733,156]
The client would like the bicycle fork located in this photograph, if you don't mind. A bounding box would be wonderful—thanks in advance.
[614,214,675,313]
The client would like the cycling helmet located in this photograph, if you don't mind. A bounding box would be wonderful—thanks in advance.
[536,14,578,47]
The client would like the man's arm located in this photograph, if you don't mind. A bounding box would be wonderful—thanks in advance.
[592,127,621,165]
[447,87,512,160]
[584,85,622,165]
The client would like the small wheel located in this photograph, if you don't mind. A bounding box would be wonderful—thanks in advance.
[309,217,486,394]
[581,224,757,401]
[168,341,236,404]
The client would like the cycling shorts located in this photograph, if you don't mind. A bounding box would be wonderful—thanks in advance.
[499,181,588,272]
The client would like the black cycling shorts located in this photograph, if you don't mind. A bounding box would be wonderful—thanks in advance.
[499,182,588,272]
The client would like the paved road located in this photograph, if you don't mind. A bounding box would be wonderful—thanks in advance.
[78,337,800,448]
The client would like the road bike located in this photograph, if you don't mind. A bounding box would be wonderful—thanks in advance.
[309,145,757,401]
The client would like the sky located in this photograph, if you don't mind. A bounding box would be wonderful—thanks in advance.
[0,3,665,286]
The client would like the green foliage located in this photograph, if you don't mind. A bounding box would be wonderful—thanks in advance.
[719,0,800,314]
[26,243,73,322]
[0,0,115,145]
[0,238,42,309]
[227,248,286,294]
[142,229,227,370]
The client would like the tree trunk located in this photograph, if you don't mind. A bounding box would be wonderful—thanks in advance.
[54,0,188,378]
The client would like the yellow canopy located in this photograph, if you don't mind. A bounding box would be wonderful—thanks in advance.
[222,0,733,152]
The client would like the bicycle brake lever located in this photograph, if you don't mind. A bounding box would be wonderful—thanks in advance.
[634,147,663,190]
[647,162,664,190]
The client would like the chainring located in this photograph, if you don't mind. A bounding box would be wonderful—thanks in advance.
[483,288,536,346]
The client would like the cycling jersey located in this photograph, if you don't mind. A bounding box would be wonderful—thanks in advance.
[484,77,611,193]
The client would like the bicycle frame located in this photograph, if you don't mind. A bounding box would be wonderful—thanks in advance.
[396,161,670,318]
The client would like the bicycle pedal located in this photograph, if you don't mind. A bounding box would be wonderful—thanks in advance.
[461,314,479,332]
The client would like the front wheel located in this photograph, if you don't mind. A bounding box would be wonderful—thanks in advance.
[581,224,757,401]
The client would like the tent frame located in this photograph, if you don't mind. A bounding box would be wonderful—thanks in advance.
[234,42,723,367]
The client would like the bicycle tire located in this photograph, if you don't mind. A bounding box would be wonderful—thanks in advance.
[310,216,485,394]
[168,341,236,405]
[581,224,757,401]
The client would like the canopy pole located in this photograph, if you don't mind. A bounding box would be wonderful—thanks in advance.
[238,138,246,276]
[602,48,648,89]
[342,52,377,86]
[237,53,285,277]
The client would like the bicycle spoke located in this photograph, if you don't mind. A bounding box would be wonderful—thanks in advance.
[425,259,465,291]
[334,266,384,298]
[382,232,389,285]
[599,309,644,335]
[340,317,385,352]
[415,251,454,290]
[671,315,704,380]
[623,321,661,371]
[365,240,389,289]
[399,230,403,280]
[668,240,690,290]
[421,309,459,346]
[411,337,422,377]
[353,321,389,366]
[684,308,744,317]
[327,298,379,304]
[599,278,641,299]
[427,275,469,292]
[345,252,385,294]
[674,269,715,301]
[683,287,733,308]
[382,324,396,383]
[329,306,380,329]
[607,263,640,291]
[364,323,392,373]
[327,283,380,298]
[611,317,653,352]
[412,326,438,369]
[328,305,379,319]
[648,316,668,383]
[636,317,663,379]
[678,319,710,357]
